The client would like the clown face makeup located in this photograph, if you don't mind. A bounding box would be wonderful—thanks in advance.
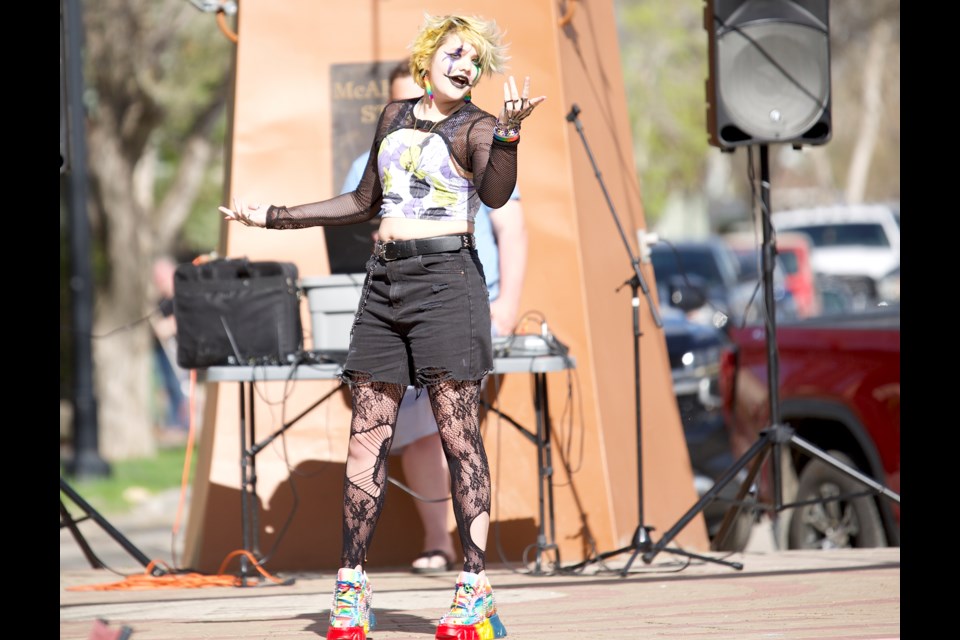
[426,35,482,102]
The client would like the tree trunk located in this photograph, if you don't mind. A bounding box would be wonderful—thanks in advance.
[845,19,893,204]
[94,301,156,461]
[87,119,158,460]
[75,0,231,460]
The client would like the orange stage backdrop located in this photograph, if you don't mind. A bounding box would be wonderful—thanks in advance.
[184,0,708,573]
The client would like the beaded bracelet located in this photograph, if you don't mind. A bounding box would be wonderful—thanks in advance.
[493,124,520,143]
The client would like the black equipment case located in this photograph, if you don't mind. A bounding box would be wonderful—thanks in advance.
[173,258,303,368]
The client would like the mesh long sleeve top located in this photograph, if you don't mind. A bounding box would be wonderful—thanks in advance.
[266,98,518,230]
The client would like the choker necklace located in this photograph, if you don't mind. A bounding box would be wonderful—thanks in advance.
[412,98,466,132]
[413,99,440,132]
[414,117,438,132]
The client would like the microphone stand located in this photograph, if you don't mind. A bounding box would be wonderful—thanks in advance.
[561,104,741,575]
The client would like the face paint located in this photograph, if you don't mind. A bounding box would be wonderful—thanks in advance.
[439,40,480,88]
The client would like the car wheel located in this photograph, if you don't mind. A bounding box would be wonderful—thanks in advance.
[787,450,888,549]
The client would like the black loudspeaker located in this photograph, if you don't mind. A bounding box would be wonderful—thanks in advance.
[705,0,831,149]
[173,259,303,368]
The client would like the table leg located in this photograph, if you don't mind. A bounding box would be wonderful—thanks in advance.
[532,372,560,574]
[238,382,253,582]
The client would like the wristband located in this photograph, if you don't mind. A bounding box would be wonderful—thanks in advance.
[494,124,520,143]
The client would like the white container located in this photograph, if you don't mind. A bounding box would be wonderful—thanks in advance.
[299,274,365,353]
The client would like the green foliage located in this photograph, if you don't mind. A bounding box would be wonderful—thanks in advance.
[616,1,711,223]
[61,444,194,516]
[181,166,225,256]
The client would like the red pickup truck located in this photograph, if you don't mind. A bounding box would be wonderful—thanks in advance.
[719,305,900,549]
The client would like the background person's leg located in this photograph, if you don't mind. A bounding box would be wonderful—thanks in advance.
[402,432,456,571]
[393,388,456,572]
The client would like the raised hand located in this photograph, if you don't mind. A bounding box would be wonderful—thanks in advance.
[496,76,546,135]
[218,197,268,228]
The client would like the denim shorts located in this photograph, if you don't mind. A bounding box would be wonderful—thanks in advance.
[342,245,493,388]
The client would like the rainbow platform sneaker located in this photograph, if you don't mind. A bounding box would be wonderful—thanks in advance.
[327,566,377,640]
[435,571,508,639]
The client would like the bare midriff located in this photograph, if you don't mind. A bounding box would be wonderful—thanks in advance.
[377,217,474,243]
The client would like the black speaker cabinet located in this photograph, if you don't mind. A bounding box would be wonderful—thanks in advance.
[173,259,303,368]
[705,0,831,149]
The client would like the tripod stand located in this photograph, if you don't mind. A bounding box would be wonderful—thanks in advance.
[60,476,167,576]
[561,105,741,576]
[640,145,901,566]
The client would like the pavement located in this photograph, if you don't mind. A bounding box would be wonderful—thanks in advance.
[60,488,900,640]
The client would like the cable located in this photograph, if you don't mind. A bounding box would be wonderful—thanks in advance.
[87,308,158,339]
[714,13,829,116]
[66,551,289,591]
[745,146,781,348]
[245,361,342,566]
[387,475,450,503]
[186,1,238,43]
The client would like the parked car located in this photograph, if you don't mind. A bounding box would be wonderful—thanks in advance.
[772,204,900,310]
[877,265,900,305]
[719,305,901,549]
[724,231,820,318]
[650,237,797,331]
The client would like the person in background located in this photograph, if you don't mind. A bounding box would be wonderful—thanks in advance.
[340,58,527,576]
[150,256,190,436]
[220,14,544,640]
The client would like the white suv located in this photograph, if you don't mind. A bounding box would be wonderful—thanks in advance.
[772,204,900,309]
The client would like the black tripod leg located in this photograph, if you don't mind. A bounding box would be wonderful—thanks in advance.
[789,435,901,504]
[60,497,104,569]
[617,525,652,575]
[630,540,742,572]
[640,432,777,566]
[562,525,651,573]
[60,477,165,575]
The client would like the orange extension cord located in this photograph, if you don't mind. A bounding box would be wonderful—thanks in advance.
[67,370,287,592]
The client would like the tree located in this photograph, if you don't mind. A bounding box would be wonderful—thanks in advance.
[64,0,232,460]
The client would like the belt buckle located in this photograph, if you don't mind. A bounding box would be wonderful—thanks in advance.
[381,242,400,261]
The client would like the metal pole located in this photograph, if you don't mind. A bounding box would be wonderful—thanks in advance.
[759,145,780,426]
[63,0,108,478]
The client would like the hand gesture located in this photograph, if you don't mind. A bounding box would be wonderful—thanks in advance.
[497,76,546,133]
[219,197,268,228]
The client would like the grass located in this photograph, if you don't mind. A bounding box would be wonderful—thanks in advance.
[61,444,194,517]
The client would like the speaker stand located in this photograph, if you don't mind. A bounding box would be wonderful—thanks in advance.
[60,476,167,576]
[640,145,900,566]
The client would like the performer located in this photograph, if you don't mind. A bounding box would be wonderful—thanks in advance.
[340,58,528,577]
[219,14,544,640]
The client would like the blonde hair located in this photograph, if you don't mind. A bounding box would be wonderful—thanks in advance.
[409,14,509,88]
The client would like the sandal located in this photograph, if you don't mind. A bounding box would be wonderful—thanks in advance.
[411,549,454,574]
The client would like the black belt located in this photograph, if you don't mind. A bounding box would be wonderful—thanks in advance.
[373,234,475,261]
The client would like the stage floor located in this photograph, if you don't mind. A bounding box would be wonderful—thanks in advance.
[61,499,900,640]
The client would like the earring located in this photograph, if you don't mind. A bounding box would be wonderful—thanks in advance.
[424,77,434,101]
[464,92,472,103]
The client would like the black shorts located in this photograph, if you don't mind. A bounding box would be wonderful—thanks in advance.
[342,243,493,388]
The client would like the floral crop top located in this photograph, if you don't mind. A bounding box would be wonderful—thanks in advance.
[266,98,518,229]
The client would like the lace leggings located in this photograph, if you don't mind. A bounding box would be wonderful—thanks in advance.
[340,378,490,574]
